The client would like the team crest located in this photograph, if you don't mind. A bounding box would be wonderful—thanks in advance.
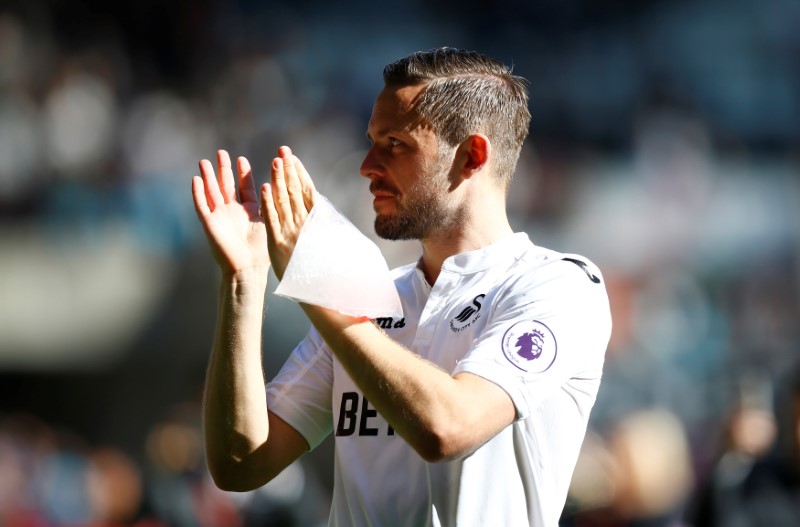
[501,320,557,373]
[449,294,486,333]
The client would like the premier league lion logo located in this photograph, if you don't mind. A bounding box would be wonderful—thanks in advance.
[515,329,545,361]
[502,321,557,373]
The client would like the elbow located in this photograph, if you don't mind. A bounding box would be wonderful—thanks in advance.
[209,473,251,493]
[413,424,472,464]
[208,466,251,492]
[210,475,243,492]
[207,458,268,492]
[417,445,454,464]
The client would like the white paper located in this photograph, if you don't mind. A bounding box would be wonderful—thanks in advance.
[274,194,403,318]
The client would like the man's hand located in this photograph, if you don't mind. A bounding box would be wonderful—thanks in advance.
[197,148,314,491]
[261,146,316,280]
[192,150,269,279]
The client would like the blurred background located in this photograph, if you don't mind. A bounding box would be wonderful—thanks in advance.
[0,0,799,525]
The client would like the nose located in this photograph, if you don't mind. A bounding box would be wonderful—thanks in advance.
[360,145,381,180]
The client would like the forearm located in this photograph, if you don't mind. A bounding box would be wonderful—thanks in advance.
[301,304,513,462]
[203,269,271,482]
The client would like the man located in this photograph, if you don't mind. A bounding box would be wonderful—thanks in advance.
[192,48,611,526]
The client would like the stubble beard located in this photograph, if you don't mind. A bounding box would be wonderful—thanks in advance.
[374,154,455,241]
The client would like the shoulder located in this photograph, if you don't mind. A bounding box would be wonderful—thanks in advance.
[551,251,605,286]
[507,246,607,300]
[491,247,612,345]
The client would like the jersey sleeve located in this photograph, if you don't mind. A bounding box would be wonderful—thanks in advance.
[266,328,334,450]
[453,257,611,420]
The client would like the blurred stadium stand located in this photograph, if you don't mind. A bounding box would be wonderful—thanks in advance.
[0,0,799,525]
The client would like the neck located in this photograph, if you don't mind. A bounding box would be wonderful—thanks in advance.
[417,199,513,286]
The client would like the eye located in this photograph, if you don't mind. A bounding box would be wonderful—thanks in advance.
[388,137,402,147]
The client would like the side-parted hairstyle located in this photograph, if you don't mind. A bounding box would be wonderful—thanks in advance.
[383,47,531,189]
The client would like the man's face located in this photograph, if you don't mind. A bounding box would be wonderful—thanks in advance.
[360,84,457,241]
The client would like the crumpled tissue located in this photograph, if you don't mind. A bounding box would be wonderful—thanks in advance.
[274,194,403,318]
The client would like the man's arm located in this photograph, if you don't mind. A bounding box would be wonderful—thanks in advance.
[261,148,516,463]
[304,306,516,462]
[192,149,309,491]
[202,270,309,490]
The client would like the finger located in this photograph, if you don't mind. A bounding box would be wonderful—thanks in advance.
[217,150,237,204]
[293,156,316,212]
[261,182,281,240]
[199,159,224,212]
[271,156,293,227]
[191,175,211,219]
[237,156,257,204]
[280,149,307,223]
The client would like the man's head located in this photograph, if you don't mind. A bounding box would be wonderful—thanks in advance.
[382,47,531,189]
[361,48,531,241]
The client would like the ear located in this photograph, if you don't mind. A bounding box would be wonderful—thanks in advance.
[459,134,491,178]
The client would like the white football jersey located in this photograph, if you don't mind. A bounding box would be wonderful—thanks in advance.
[267,233,611,526]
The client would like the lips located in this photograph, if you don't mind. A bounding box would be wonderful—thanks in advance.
[372,194,395,208]
[369,182,398,198]
[370,187,397,212]
[369,182,399,209]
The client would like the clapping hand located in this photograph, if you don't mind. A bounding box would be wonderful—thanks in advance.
[260,146,316,281]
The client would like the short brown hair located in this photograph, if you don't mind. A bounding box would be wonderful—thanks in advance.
[383,47,531,188]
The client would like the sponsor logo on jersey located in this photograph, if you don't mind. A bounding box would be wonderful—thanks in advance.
[336,392,395,437]
[562,257,601,283]
[373,317,406,329]
[449,294,486,333]
[501,320,557,373]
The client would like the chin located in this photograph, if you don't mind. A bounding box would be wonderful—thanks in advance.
[374,217,420,241]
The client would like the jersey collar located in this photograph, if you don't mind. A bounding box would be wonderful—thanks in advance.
[439,232,534,275]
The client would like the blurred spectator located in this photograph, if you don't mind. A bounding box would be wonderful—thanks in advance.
[0,13,46,214]
[0,413,167,527]
[145,403,240,527]
[144,402,329,527]
[563,409,692,527]
[87,446,160,527]
[0,413,55,526]
[687,364,800,526]
[43,60,118,180]
[685,372,776,526]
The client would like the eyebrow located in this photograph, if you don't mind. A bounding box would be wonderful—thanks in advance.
[366,127,406,142]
